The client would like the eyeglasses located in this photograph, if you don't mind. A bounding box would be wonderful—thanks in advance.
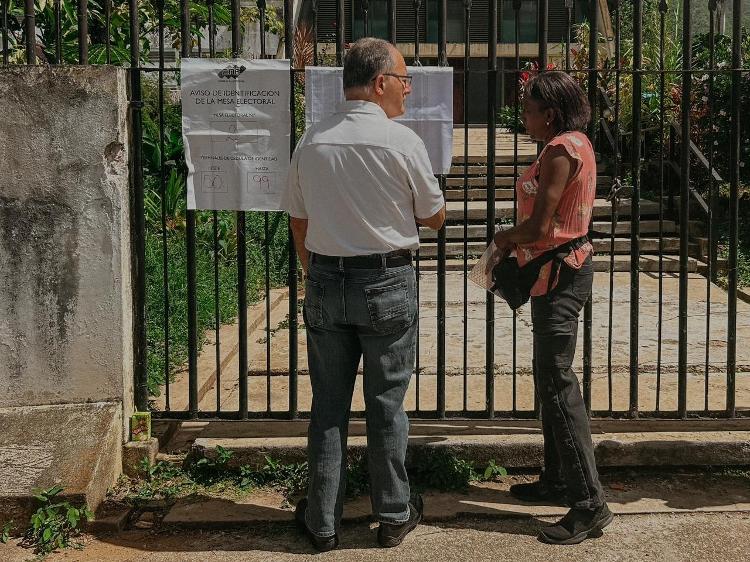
[372,73,413,87]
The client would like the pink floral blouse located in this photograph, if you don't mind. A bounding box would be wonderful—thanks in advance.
[515,131,596,296]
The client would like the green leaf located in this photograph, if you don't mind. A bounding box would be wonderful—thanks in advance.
[42,527,52,542]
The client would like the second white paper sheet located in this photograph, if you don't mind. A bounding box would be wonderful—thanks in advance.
[304,66,454,175]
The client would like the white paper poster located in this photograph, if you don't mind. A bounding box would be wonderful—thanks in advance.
[181,58,291,211]
[304,66,454,175]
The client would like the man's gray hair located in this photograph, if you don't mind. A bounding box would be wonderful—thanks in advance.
[343,38,396,90]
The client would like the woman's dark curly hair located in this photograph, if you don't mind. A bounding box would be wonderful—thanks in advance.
[524,71,591,133]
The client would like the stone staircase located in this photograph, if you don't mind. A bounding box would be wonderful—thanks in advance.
[418,135,697,273]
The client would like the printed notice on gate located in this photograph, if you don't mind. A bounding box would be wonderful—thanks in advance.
[304,66,453,175]
[181,58,291,211]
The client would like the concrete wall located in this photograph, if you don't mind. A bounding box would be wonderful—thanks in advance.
[0,66,133,437]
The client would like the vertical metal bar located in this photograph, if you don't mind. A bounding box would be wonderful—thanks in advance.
[388,0,396,43]
[436,0,447,418]
[512,0,521,414]
[312,0,319,65]
[656,0,667,412]
[362,0,369,36]
[1,0,8,65]
[726,0,742,418]
[225,0,247,419]
[538,0,547,68]
[564,0,572,72]
[208,0,216,56]
[130,0,148,412]
[205,0,220,412]
[462,0,471,413]
[630,0,642,418]
[413,0,422,65]
[157,0,171,411]
[54,0,62,64]
[677,0,692,418]
[259,0,267,56]
[196,16,202,57]
[704,1,717,414]
[181,0,199,416]
[413,0,424,411]
[285,0,298,419]
[105,0,112,64]
[606,0,622,415]
[24,0,35,64]
[485,0,497,419]
[583,0,598,416]
[78,0,88,64]
[336,0,345,65]
[258,0,272,413]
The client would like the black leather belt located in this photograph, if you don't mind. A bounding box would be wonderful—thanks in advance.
[311,249,412,269]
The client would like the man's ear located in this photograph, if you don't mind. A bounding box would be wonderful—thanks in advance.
[372,75,386,96]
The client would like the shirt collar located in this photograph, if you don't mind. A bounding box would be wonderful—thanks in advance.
[335,100,388,118]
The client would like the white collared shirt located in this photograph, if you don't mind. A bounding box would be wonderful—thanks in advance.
[281,100,444,257]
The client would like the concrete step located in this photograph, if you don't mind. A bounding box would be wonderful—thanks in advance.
[419,221,680,241]
[452,153,537,165]
[445,198,660,221]
[189,427,750,469]
[418,238,681,259]
[448,164,529,176]
[416,254,698,273]
[591,219,679,235]
[445,175,613,189]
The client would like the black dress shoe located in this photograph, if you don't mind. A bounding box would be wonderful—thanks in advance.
[294,498,339,552]
[509,481,568,506]
[377,495,424,548]
[538,503,614,545]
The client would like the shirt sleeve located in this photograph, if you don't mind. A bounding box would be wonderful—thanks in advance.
[280,145,308,219]
[405,140,445,220]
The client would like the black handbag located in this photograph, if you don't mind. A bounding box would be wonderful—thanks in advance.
[490,235,589,310]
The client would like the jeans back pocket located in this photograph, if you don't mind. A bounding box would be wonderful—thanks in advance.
[303,278,326,329]
[364,280,413,335]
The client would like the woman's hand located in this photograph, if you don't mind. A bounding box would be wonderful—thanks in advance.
[485,232,513,274]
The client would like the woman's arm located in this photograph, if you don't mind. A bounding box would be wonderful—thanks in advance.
[494,145,575,251]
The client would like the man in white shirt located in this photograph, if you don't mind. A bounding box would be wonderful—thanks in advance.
[282,37,445,551]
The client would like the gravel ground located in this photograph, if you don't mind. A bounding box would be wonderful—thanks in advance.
[2,512,749,562]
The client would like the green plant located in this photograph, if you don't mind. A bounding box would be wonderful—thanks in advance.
[481,459,508,481]
[408,450,477,492]
[1,520,12,544]
[21,486,92,556]
[189,446,235,484]
[496,105,524,133]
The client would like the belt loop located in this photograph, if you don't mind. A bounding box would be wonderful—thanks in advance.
[310,252,316,266]
[338,256,344,272]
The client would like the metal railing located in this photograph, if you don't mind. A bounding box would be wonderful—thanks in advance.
[2,0,747,421]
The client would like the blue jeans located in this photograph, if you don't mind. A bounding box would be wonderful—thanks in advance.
[303,254,417,537]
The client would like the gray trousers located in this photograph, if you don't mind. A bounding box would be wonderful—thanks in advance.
[303,254,417,537]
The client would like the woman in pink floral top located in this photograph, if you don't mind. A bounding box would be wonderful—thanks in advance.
[491,72,610,544]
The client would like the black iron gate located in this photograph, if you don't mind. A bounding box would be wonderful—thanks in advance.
[2,0,747,421]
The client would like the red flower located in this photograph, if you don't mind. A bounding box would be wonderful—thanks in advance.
[520,71,530,82]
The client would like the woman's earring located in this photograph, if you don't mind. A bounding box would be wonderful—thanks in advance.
[546,121,550,127]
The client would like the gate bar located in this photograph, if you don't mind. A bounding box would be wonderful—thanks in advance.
[677,0,692,418]
[726,0,742,417]
[485,0,497,418]
[24,0,35,64]
[630,0,643,418]
[437,0,447,418]
[130,0,148,412]
[78,0,88,64]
